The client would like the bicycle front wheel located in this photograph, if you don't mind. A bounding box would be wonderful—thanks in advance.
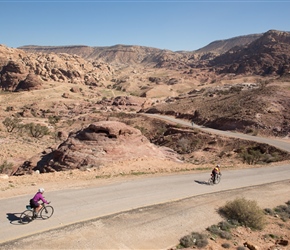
[215,175,221,184]
[40,205,54,219]
[20,210,33,224]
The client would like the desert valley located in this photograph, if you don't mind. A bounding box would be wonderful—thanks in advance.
[1,29,290,249]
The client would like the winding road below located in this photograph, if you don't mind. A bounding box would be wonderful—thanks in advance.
[144,113,290,152]
[1,115,290,249]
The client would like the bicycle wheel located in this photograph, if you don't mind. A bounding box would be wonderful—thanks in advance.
[215,174,221,184]
[208,177,214,185]
[40,205,54,219]
[20,210,34,224]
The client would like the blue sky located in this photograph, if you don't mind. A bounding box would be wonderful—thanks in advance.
[1,0,290,51]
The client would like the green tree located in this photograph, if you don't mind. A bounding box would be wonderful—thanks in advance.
[2,117,22,133]
[26,123,50,138]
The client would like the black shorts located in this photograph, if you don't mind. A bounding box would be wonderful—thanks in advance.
[30,199,39,208]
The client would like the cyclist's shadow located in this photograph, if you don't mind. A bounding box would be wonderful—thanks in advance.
[194,180,210,185]
[6,213,22,225]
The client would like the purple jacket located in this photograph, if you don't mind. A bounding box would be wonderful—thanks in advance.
[32,192,49,204]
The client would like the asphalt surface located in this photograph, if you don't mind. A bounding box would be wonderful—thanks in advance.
[1,115,290,247]
[145,114,290,152]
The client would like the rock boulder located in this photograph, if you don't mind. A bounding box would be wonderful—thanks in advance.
[14,121,180,175]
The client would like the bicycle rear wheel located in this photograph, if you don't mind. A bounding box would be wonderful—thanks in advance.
[40,205,54,219]
[208,177,214,185]
[20,210,34,224]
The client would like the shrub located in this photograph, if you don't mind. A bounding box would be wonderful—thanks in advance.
[0,160,13,174]
[239,145,283,164]
[228,219,241,227]
[264,208,275,216]
[207,224,220,235]
[66,119,75,126]
[177,137,192,153]
[273,202,290,221]
[219,197,266,230]
[274,205,290,215]
[2,117,22,133]
[207,221,233,240]
[5,106,13,112]
[221,243,231,248]
[179,232,208,248]
[239,148,263,164]
[218,221,234,231]
[26,123,50,138]
[48,115,61,126]
[264,233,279,239]
[245,127,254,134]
[134,125,147,135]
[219,231,232,240]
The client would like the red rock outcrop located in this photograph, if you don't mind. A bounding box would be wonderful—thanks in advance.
[13,121,180,175]
[15,73,42,91]
[0,44,114,91]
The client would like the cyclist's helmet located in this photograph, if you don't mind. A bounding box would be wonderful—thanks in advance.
[217,164,220,168]
[38,188,44,193]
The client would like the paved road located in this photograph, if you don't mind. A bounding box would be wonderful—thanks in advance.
[1,114,290,245]
[1,164,290,244]
[144,113,290,152]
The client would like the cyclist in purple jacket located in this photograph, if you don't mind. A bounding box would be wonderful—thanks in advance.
[29,188,49,217]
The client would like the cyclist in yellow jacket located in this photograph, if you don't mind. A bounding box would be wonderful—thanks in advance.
[212,164,221,183]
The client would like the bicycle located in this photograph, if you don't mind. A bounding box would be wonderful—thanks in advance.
[20,202,54,224]
[208,173,221,185]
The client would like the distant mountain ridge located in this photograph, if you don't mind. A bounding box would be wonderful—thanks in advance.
[19,33,262,55]
[18,32,263,65]
[195,33,262,54]
[18,44,166,65]
[1,29,289,93]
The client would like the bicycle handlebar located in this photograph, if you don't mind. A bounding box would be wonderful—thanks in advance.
[40,202,51,205]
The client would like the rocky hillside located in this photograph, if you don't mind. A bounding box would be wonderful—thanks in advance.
[195,33,262,54]
[13,121,181,175]
[18,44,176,66]
[143,80,290,137]
[18,32,262,63]
[209,30,290,76]
[0,44,114,91]
[2,30,290,94]
[19,30,290,78]
[1,29,290,176]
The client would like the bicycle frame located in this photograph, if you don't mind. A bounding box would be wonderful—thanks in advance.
[27,202,45,215]
[20,202,54,224]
